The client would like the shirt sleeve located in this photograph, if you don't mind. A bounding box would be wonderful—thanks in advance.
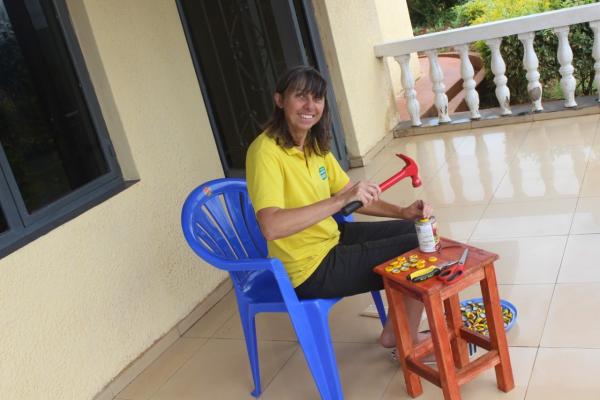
[324,152,350,195]
[246,140,285,212]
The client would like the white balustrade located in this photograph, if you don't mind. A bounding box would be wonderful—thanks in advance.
[425,50,451,123]
[485,38,512,115]
[455,44,481,119]
[394,55,421,126]
[590,20,600,102]
[518,32,543,112]
[554,26,577,107]
[373,3,600,125]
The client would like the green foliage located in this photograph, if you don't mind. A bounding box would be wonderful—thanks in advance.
[568,11,596,95]
[457,0,597,104]
[454,0,558,26]
[407,0,464,33]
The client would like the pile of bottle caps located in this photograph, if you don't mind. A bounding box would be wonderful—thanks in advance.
[384,254,439,274]
[461,300,514,336]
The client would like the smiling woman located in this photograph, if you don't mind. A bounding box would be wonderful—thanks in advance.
[261,66,331,155]
[245,65,434,352]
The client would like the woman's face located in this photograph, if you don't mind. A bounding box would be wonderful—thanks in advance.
[275,88,325,137]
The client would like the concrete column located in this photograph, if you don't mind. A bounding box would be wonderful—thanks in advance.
[374,0,420,98]
[311,0,416,166]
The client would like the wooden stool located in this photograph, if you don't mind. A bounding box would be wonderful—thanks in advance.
[374,238,514,400]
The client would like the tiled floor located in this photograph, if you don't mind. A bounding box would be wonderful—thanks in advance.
[117,115,600,399]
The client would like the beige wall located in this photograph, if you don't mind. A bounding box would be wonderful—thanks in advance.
[312,0,417,165]
[0,0,417,398]
[0,1,226,398]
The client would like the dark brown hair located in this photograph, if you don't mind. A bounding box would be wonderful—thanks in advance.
[263,65,332,156]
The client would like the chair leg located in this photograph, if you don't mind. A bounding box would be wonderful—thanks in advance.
[289,303,343,400]
[238,306,262,397]
[370,290,387,326]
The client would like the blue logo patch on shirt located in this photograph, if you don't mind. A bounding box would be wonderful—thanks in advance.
[318,166,327,180]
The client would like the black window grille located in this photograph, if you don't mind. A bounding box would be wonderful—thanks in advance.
[0,0,122,256]
[0,208,7,233]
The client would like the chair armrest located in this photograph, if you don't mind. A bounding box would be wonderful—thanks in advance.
[213,257,279,272]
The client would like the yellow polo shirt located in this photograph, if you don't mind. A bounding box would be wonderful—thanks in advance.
[246,132,350,287]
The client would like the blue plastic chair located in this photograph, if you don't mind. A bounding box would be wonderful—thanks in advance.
[181,178,387,399]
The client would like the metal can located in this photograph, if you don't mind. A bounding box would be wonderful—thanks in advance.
[415,216,440,253]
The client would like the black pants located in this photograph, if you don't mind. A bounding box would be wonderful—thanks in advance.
[295,220,418,299]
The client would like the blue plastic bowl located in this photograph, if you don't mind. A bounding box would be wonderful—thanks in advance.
[460,297,517,332]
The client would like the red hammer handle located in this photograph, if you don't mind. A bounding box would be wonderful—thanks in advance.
[340,154,421,216]
[379,171,409,191]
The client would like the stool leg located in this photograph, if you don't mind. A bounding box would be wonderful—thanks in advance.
[444,295,470,368]
[384,282,423,398]
[424,293,461,400]
[480,263,515,392]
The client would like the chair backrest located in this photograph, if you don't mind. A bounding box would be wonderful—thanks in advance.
[181,178,269,288]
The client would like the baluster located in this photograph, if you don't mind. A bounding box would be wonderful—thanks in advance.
[455,44,481,119]
[425,49,451,123]
[485,38,512,115]
[394,54,422,126]
[518,32,543,112]
[554,26,577,108]
[590,21,600,102]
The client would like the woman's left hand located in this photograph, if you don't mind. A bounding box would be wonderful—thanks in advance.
[401,200,433,220]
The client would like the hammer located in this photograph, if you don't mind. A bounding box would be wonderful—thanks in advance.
[340,153,422,216]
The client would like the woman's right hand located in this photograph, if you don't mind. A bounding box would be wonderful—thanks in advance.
[339,181,381,208]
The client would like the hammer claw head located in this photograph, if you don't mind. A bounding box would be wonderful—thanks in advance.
[395,153,421,187]
[378,153,422,192]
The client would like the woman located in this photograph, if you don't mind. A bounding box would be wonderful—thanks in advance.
[246,65,432,348]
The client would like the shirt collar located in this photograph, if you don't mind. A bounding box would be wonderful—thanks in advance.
[283,145,305,158]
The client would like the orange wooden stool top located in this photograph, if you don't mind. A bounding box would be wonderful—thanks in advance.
[374,237,514,400]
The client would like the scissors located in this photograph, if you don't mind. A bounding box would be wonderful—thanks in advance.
[437,248,469,284]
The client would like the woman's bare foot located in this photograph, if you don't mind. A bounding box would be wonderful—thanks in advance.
[384,328,435,364]
[379,318,399,348]
[381,329,431,349]
[380,330,396,348]
[416,330,430,342]
[416,331,436,363]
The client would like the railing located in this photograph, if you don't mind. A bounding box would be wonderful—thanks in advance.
[374,3,600,127]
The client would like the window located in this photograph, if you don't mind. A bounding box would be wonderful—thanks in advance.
[177,0,348,177]
[0,0,122,256]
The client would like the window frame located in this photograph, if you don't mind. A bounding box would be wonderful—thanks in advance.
[0,0,124,257]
